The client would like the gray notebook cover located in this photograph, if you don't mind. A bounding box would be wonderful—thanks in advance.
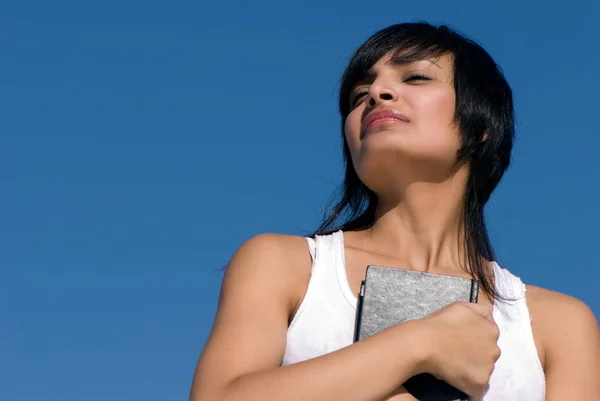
[354,265,479,401]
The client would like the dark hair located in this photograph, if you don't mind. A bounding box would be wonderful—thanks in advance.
[313,22,514,300]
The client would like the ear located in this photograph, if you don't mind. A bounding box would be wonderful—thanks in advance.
[480,131,489,143]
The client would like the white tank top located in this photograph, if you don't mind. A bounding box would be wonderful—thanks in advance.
[282,230,546,400]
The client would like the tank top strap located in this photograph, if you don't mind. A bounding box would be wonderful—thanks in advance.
[303,231,356,306]
[305,237,317,262]
[304,232,338,278]
[492,261,538,331]
[493,262,525,300]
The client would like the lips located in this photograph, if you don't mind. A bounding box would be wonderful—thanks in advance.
[361,108,410,136]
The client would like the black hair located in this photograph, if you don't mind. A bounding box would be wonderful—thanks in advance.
[313,22,514,300]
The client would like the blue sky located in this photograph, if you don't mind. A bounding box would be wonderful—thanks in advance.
[2,1,599,400]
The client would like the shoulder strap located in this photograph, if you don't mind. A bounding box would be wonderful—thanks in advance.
[306,237,316,260]
[305,237,317,273]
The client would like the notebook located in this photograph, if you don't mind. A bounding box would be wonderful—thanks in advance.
[354,265,479,401]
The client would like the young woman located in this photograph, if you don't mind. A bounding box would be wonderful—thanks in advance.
[189,23,600,400]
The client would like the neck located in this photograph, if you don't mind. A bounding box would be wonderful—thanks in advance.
[365,171,468,273]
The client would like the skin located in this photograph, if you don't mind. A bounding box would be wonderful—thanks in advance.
[190,53,600,401]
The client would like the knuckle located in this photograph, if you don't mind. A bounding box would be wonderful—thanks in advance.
[474,375,487,390]
[483,360,497,380]
[493,328,500,341]
[494,345,501,358]
[470,381,489,400]
[488,324,500,338]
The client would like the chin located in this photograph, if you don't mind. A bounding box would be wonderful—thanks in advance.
[354,149,463,187]
[358,144,447,164]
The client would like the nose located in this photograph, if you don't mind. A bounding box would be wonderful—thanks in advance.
[367,81,398,107]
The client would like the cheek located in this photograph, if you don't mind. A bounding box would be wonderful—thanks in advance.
[415,90,458,138]
[344,111,362,151]
[421,89,456,124]
[405,90,461,161]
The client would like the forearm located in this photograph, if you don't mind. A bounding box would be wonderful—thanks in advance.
[215,321,427,401]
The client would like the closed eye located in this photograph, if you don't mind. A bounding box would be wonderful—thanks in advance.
[405,73,431,82]
[350,90,369,107]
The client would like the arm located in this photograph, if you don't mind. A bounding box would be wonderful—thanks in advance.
[529,286,600,400]
[189,234,428,401]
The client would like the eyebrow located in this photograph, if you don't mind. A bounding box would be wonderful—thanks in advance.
[363,58,442,78]
[390,57,441,69]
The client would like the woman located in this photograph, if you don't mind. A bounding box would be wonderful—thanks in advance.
[190,23,599,400]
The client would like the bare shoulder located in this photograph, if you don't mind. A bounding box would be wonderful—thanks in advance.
[226,233,312,276]
[526,284,598,326]
[526,284,599,367]
[525,286,600,397]
[222,233,313,313]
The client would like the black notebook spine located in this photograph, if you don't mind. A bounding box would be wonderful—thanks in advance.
[353,281,366,342]
[470,279,479,303]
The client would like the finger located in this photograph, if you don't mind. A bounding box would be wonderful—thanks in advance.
[467,384,488,401]
[463,303,497,327]
[463,302,492,318]
[469,383,490,400]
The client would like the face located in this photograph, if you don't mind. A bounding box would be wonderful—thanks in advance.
[344,52,463,194]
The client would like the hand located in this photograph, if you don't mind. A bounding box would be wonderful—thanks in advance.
[416,302,500,398]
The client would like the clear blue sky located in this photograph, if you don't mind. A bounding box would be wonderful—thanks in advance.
[2,1,599,400]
